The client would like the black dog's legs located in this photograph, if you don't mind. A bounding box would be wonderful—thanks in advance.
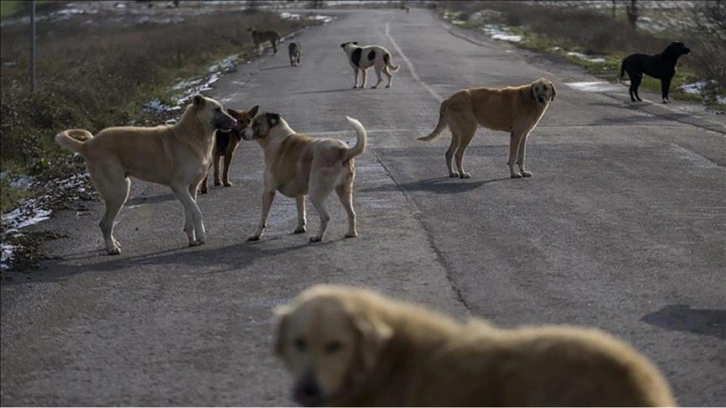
[661,76,672,104]
[629,74,643,102]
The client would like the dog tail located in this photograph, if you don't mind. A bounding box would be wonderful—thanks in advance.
[417,100,448,142]
[384,53,400,72]
[343,116,367,162]
[55,129,94,157]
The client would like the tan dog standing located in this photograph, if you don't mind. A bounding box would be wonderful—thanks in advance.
[199,106,258,194]
[242,113,366,242]
[419,78,556,178]
[55,95,237,254]
[274,284,676,407]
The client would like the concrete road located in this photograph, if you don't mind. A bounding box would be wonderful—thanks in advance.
[2,8,725,407]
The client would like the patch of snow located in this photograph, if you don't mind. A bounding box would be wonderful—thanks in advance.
[1,243,15,271]
[566,51,606,63]
[681,81,708,95]
[480,25,522,42]
[564,81,622,92]
[452,20,467,26]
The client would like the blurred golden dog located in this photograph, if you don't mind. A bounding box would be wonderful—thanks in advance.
[274,284,675,407]
[419,78,556,179]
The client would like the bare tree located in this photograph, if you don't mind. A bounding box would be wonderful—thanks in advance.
[626,0,638,28]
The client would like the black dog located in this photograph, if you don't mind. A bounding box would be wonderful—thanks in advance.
[620,41,690,104]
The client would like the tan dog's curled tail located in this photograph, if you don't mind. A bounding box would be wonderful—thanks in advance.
[55,129,94,157]
[418,100,449,142]
[343,116,367,162]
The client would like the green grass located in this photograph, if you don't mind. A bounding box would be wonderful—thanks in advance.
[0,1,60,19]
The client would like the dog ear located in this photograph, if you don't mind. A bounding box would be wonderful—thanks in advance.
[273,305,292,356]
[353,41,358,45]
[192,94,205,108]
[267,113,281,127]
[249,105,259,117]
[353,312,392,370]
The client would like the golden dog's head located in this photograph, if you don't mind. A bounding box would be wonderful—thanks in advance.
[274,285,393,407]
[530,78,556,104]
[241,111,286,141]
[190,94,237,133]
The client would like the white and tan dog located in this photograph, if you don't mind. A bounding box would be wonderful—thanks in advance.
[340,42,400,89]
[419,78,556,179]
[55,95,237,255]
[242,112,367,242]
[275,284,676,407]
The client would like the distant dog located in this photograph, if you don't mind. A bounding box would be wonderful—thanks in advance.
[55,95,237,254]
[288,41,302,66]
[419,78,556,179]
[242,113,367,242]
[274,284,676,407]
[248,27,280,55]
[199,106,258,194]
[340,42,400,89]
[620,41,691,103]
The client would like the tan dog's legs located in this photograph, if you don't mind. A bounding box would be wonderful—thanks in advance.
[507,131,528,178]
[172,183,206,246]
[294,195,307,234]
[446,116,476,178]
[515,130,533,177]
[249,190,275,241]
[308,172,337,243]
[89,162,129,255]
[336,183,357,238]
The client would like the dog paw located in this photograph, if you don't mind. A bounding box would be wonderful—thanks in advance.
[214,180,222,186]
[189,240,203,247]
[223,181,233,187]
[344,231,358,238]
[293,226,306,234]
[247,235,262,242]
[309,236,323,243]
[459,172,471,179]
[106,247,121,256]
[385,84,391,88]
[449,172,460,178]
[511,173,523,179]
[521,171,533,177]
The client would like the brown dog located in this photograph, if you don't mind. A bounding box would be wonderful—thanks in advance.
[274,284,676,407]
[419,78,556,179]
[55,95,236,254]
[199,106,258,194]
[242,113,366,242]
[248,27,280,56]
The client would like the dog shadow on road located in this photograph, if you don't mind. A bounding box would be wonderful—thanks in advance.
[586,101,690,126]
[260,65,292,71]
[6,240,313,285]
[642,304,726,340]
[362,177,509,195]
[289,88,363,96]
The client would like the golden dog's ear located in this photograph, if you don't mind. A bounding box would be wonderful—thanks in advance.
[550,83,557,101]
[192,94,205,108]
[273,305,292,356]
[354,313,393,369]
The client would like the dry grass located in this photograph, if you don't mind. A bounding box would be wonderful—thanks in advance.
[0,4,314,217]
[0,7,307,177]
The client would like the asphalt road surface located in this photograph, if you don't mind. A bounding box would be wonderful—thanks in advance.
[2,8,725,407]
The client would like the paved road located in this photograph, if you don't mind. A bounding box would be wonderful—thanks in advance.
[2,8,725,407]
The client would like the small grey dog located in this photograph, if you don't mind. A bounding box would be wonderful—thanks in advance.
[288,41,302,67]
